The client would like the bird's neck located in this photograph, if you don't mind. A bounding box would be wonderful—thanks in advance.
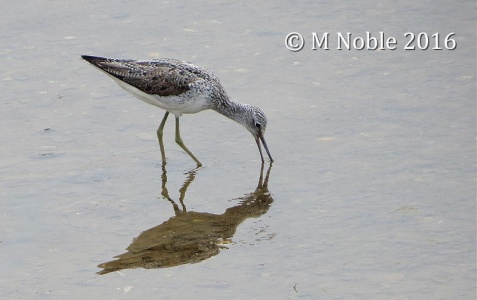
[213,96,252,129]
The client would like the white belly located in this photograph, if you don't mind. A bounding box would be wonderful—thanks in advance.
[112,77,210,116]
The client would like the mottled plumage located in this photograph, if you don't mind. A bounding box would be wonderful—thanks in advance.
[82,55,273,167]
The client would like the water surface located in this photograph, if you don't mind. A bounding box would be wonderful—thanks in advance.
[1,1,475,299]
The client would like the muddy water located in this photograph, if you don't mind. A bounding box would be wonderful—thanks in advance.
[1,1,475,299]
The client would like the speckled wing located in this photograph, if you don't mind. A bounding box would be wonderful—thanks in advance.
[81,55,202,97]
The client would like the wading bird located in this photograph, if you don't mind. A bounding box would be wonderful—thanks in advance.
[82,55,273,167]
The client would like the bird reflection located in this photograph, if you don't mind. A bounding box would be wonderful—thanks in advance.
[97,164,273,275]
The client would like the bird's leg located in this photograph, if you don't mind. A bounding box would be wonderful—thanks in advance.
[174,116,203,167]
[157,112,169,166]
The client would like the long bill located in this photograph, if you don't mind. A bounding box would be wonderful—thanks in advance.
[255,133,273,163]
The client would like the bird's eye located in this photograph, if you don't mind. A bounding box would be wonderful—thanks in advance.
[255,123,261,128]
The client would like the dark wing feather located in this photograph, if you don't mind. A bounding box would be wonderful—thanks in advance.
[82,56,203,97]
[121,64,195,96]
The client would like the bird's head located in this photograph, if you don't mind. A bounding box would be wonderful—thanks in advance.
[247,107,268,136]
[246,107,273,163]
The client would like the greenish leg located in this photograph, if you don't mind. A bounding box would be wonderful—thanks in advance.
[157,112,169,166]
[174,116,203,168]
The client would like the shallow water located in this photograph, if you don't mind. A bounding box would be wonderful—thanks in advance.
[1,1,475,299]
